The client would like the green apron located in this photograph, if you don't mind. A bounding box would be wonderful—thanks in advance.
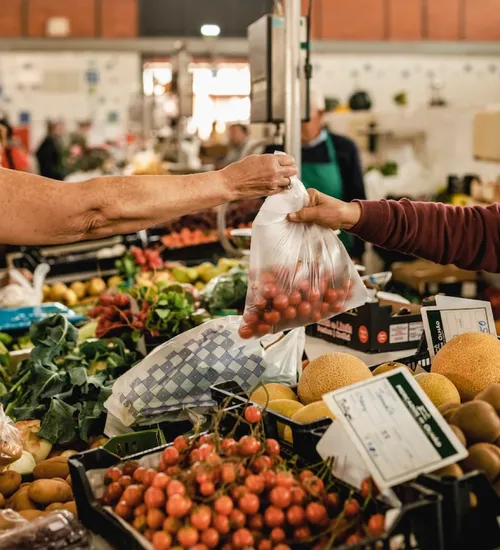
[301,134,354,253]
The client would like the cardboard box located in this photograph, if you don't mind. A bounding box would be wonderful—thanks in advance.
[308,299,423,353]
[391,260,479,299]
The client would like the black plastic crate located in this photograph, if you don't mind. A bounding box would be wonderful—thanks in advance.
[69,406,443,550]
[372,350,500,550]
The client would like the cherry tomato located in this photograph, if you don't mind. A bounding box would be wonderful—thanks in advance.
[270,527,286,543]
[239,435,261,456]
[144,486,166,509]
[163,516,181,533]
[221,463,237,484]
[133,466,146,483]
[326,492,340,509]
[201,528,219,549]
[122,485,143,507]
[134,504,147,518]
[105,481,123,503]
[165,465,181,476]
[286,505,305,526]
[143,468,158,487]
[254,296,268,310]
[232,528,254,549]
[162,447,180,467]
[360,477,378,498]
[305,502,328,525]
[282,306,297,320]
[320,302,331,315]
[309,288,321,302]
[132,514,147,532]
[261,272,276,284]
[243,310,260,324]
[152,530,172,550]
[230,508,246,528]
[326,288,338,304]
[299,469,313,481]
[264,506,285,527]
[191,505,212,531]
[252,455,272,473]
[258,541,272,550]
[198,443,215,459]
[146,508,165,529]
[297,301,312,318]
[231,485,248,500]
[263,470,277,489]
[167,480,186,497]
[262,283,277,299]
[290,486,306,505]
[256,322,272,336]
[263,309,281,325]
[276,471,295,488]
[199,481,215,496]
[173,435,189,451]
[368,513,385,536]
[248,513,264,530]
[105,467,122,484]
[177,526,199,547]
[152,472,170,490]
[266,438,280,456]
[311,310,322,322]
[344,498,361,517]
[239,493,260,515]
[294,526,311,541]
[346,534,362,544]
[221,438,237,455]
[214,495,234,516]
[239,325,255,340]
[118,475,133,489]
[270,486,291,508]
[243,405,262,424]
[213,513,231,534]
[302,475,324,497]
[245,474,265,494]
[114,500,132,520]
[273,294,289,311]
[122,461,140,477]
[273,545,291,550]
[166,494,191,517]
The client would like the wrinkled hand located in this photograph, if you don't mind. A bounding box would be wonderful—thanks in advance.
[288,188,362,230]
[222,154,297,201]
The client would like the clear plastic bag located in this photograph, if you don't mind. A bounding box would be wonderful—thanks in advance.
[0,405,22,467]
[239,169,370,339]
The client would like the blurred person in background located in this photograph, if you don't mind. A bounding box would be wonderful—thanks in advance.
[219,124,257,168]
[265,88,366,262]
[0,118,30,172]
[70,120,92,149]
[36,120,66,180]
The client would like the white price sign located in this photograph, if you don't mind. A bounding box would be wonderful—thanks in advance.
[321,368,468,490]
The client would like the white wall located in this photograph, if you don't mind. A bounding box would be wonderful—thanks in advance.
[312,53,500,111]
[0,51,141,150]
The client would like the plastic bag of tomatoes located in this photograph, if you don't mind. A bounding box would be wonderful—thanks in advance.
[239,170,370,339]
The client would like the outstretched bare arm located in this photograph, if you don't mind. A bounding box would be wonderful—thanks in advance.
[0,154,296,245]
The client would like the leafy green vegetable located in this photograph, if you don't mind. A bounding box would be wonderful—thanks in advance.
[0,314,139,444]
[201,267,248,313]
[0,333,13,347]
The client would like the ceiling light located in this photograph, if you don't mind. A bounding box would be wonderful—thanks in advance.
[201,24,220,37]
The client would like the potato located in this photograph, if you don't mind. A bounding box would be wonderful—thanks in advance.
[90,437,109,449]
[0,471,21,497]
[45,502,64,511]
[18,510,48,521]
[0,494,5,508]
[60,450,78,458]
[461,442,500,482]
[66,475,72,488]
[62,500,77,517]
[9,486,37,511]
[33,456,69,479]
[28,479,72,505]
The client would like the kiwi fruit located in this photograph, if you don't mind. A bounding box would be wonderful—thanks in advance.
[461,443,500,482]
[432,463,464,478]
[438,402,461,423]
[449,425,467,448]
[475,383,500,414]
[451,401,500,444]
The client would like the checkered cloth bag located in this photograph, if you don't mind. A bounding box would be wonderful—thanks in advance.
[105,317,303,428]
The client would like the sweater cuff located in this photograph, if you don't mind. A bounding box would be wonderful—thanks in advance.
[348,200,386,238]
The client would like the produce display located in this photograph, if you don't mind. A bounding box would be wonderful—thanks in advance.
[42,277,120,308]
[99,408,386,550]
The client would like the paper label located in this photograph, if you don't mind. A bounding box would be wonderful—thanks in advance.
[322,368,468,490]
[422,299,496,358]
[389,323,408,344]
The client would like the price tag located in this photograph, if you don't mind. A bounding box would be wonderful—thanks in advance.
[322,368,468,490]
[422,297,496,359]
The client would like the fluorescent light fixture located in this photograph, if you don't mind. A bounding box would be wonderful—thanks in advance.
[201,24,220,37]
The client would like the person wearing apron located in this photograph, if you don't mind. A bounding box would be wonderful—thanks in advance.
[301,132,355,253]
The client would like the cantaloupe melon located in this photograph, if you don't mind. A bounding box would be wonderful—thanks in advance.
[431,333,500,401]
[283,401,335,444]
[372,362,413,376]
[250,384,298,406]
[415,372,461,408]
[297,352,372,405]
[267,400,304,439]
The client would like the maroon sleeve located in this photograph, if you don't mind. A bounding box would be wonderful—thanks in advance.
[349,199,500,273]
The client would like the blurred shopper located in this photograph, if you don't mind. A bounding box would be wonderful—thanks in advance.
[289,190,500,274]
[0,118,30,172]
[220,124,256,167]
[0,154,296,246]
[70,120,92,149]
[36,121,66,180]
[265,89,366,262]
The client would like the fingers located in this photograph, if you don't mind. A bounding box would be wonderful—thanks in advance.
[280,165,298,179]
[288,207,316,223]
[276,154,295,166]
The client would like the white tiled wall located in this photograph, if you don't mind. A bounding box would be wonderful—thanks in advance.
[0,52,141,149]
